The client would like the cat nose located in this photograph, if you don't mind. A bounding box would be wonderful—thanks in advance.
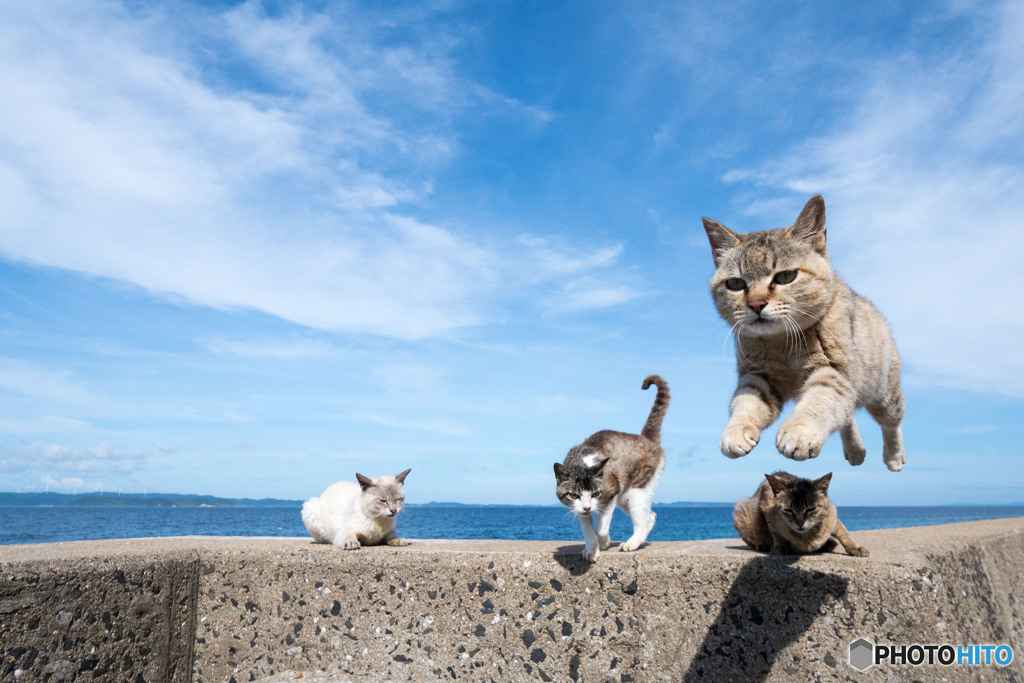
[748,299,768,315]
[582,505,592,513]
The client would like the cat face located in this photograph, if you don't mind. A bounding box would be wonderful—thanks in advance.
[356,469,410,519]
[553,461,606,516]
[766,471,831,534]
[704,196,836,339]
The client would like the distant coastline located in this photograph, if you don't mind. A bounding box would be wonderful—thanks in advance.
[0,492,734,509]
[1,492,1019,509]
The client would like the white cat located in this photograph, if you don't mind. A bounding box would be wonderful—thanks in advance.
[301,469,411,549]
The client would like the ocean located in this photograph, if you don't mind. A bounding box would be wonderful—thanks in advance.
[2,504,1023,546]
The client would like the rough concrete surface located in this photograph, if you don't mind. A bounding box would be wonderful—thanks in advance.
[1,517,1022,682]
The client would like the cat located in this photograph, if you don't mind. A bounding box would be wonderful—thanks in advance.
[702,194,906,471]
[554,375,669,562]
[733,471,868,556]
[301,469,411,549]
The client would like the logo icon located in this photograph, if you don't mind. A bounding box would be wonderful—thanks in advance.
[850,638,875,672]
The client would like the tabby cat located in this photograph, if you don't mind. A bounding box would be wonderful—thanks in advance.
[733,471,868,556]
[554,375,669,562]
[703,194,905,470]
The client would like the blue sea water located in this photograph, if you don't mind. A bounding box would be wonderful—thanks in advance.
[1,504,1023,546]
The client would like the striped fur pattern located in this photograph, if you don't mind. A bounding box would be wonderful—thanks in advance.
[553,375,669,562]
[733,471,868,556]
[703,195,906,471]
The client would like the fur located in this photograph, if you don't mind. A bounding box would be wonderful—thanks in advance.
[734,471,868,556]
[554,375,669,562]
[703,194,906,470]
[301,469,411,550]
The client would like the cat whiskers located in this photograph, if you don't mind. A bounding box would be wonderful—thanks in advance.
[724,316,755,367]
[780,314,809,358]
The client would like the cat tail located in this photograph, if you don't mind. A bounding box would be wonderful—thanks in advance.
[301,497,329,544]
[640,375,670,443]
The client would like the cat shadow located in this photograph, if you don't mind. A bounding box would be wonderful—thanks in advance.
[681,554,849,682]
[552,544,608,576]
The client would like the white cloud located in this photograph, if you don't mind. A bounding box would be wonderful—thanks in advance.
[0,1,624,343]
[721,0,1024,397]
[355,413,471,437]
[0,357,93,403]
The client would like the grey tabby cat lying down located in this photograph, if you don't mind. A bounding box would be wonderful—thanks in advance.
[703,195,906,471]
[554,375,669,562]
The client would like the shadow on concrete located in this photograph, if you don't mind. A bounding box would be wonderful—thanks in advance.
[552,545,598,576]
[682,555,849,682]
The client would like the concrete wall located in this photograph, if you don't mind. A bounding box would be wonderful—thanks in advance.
[1,517,1022,682]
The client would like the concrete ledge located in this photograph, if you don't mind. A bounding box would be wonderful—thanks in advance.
[2,517,1022,682]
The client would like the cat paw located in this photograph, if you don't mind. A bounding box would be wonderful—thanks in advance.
[883,446,906,472]
[848,546,870,557]
[386,537,408,547]
[720,424,760,458]
[776,420,825,460]
[598,534,612,550]
[342,540,361,550]
[843,443,866,466]
[619,538,642,552]
[582,544,600,562]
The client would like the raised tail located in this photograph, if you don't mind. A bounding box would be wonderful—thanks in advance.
[640,374,670,442]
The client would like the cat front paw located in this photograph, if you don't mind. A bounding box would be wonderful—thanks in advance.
[342,540,361,550]
[776,420,826,460]
[386,537,408,547]
[848,546,870,557]
[598,534,611,550]
[720,424,760,458]
[582,543,600,562]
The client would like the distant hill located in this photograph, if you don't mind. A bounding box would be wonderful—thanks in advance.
[0,492,302,508]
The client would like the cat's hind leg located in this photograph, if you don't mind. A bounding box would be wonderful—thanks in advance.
[619,488,657,552]
[867,367,906,472]
[840,418,866,466]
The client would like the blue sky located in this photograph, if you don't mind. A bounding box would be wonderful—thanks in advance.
[1,0,1022,506]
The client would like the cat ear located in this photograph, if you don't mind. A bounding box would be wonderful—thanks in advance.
[553,463,569,481]
[813,472,833,492]
[702,218,741,267]
[589,457,608,475]
[764,473,786,494]
[789,195,827,255]
[394,468,411,484]
[355,473,373,491]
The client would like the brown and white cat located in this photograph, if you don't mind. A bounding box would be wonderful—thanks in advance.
[301,469,411,549]
[554,375,669,562]
[733,471,868,556]
[703,195,906,471]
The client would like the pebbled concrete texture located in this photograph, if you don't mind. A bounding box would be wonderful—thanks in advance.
[0,517,1021,682]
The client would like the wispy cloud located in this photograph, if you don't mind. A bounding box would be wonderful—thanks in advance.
[0,1,626,342]
[354,413,471,437]
[0,357,93,403]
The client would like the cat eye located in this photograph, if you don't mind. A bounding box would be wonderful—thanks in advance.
[773,270,798,285]
[784,507,794,515]
[805,506,816,514]
[724,278,747,291]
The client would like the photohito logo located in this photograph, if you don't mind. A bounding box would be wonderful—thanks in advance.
[849,638,1014,672]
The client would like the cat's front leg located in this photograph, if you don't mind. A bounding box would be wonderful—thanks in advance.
[831,520,869,557]
[385,532,409,547]
[777,368,855,461]
[333,532,361,550]
[578,512,601,562]
[595,500,616,550]
[721,375,781,458]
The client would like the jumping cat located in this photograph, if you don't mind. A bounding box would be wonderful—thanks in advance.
[733,471,868,556]
[703,194,906,471]
[554,375,669,562]
[301,469,411,549]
